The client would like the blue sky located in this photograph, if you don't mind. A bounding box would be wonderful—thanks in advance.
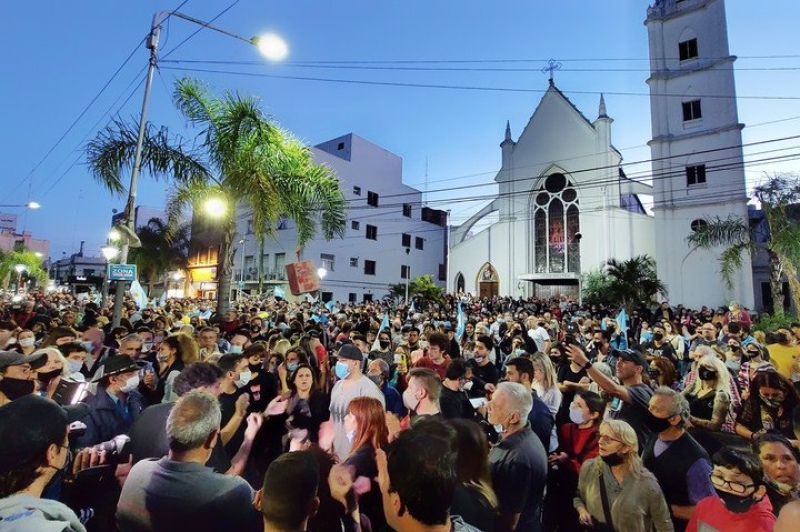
[3,0,799,260]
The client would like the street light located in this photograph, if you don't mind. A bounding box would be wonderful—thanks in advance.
[204,197,227,218]
[0,202,41,209]
[110,10,288,327]
[14,264,26,294]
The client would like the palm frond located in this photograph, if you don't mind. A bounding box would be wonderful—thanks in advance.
[686,215,751,248]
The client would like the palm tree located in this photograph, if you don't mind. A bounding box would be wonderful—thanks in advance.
[128,217,190,296]
[687,174,800,316]
[87,77,347,313]
[604,254,667,308]
[0,250,48,290]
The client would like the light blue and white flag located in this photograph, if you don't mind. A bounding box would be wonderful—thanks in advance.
[371,312,390,351]
[129,280,148,311]
[455,301,466,342]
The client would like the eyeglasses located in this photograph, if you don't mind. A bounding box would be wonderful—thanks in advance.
[598,435,624,445]
[709,473,756,494]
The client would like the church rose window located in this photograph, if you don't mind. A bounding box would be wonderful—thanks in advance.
[533,173,580,274]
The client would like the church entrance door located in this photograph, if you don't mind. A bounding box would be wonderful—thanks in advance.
[479,281,499,299]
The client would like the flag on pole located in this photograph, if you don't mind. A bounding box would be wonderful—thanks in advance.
[616,308,629,343]
[274,286,285,298]
[129,281,148,311]
[455,301,466,342]
[159,290,167,306]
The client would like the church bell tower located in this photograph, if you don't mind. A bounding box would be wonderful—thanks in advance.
[645,0,753,308]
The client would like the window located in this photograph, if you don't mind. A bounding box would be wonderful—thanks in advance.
[682,99,702,121]
[320,253,335,272]
[350,257,358,267]
[351,220,360,230]
[403,203,412,217]
[337,142,345,150]
[690,219,709,232]
[246,219,254,234]
[421,207,447,227]
[367,191,379,207]
[349,293,357,302]
[438,264,447,281]
[679,38,698,61]
[401,233,411,247]
[363,294,373,302]
[353,186,361,196]
[415,237,424,250]
[401,265,410,279]
[366,225,377,240]
[364,260,376,275]
[686,164,707,186]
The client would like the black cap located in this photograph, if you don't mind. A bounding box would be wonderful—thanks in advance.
[0,395,89,472]
[0,350,47,371]
[615,349,648,368]
[336,344,363,361]
[565,322,580,335]
[101,355,140,377]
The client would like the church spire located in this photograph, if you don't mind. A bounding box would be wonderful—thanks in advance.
[504,120,512,142]
[598,93,608,118]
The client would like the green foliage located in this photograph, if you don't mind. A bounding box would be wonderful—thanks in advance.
[0,250,48,288]
[387,274,444,304]
[582,269,613,306]
[604,255,667,309]
[128,218,189,292]
[753,312,797,333]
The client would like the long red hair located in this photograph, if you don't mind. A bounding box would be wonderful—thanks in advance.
[348,397,388,453]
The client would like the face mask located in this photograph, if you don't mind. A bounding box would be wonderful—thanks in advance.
[664,326,672,333]
[248,363,262,373]
[156,353,169,363]
[760,392,785,409]
[648,368,661,379]
[403,388,420,413]
[492,414,513,435]
[268,363,277,373]
[119,375,140,393]
[346,429,356,443]
[514,348,525,357]
[287,362,298,372]
[569,406,587,425]
[461,380,474,391]
[698,367,718,381]
[379,340,390,349]
[80,340,95,353]
[729,345,741,352]
[0,377,35,400]
[600,453,625,467]
[142,342,153,352]
[473,356,485,364]
[335,361,351,380]
[744,350,760,360]
[367,374,382,386]
[235,370,252,388]
[645,413,673,434]
[653,333,664,342]
[37,369,62,383]
[229,345,243,355]
[19,337,35,348]
[67,360,83,374]
[715,488,760,514]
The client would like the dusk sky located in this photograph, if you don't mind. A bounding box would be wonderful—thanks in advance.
[3,0,799,260]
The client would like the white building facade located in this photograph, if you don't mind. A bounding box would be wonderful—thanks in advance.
[645,0,754,309]
[232,133,448,304]
[449,85,654,300]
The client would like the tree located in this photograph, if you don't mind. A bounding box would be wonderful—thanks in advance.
[0,250,48,290]
[604,255,667,308]
[387,274,444,306]
[87,77,347,314]
[582,268,613,306]
[687,174,800,316]
[128,217,190,296]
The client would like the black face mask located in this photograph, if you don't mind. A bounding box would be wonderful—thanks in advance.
[248,363,262,373]
[379,340,391,349]
[0,377,35,400]
[648,368,661,379]
[653,333,664,341]
[601,453,625,467]
[715,488,760,514]
[37,369,62,384]
[645,413,673,434]
[698,367,718,381]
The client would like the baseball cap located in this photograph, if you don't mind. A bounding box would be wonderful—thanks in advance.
[0,350,47,371]
[0,394,90,472]
[564,322,580,335]
[615,349,648,368]
[336,344,363,361]
[101,355,140,377]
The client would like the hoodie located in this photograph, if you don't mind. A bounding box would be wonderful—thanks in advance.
[0,494,86,532]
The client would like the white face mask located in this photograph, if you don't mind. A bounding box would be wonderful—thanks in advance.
[19,337,35,348]
[156,353,169,363]
[569,406,587,425]
[67,360,83,374]
[230,345,243,354]
[461,380,474,392]
[346,429,356,443]
[235,370,252,388]
[120,375,140,393]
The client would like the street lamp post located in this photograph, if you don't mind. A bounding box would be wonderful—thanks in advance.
[110,10,288,328]
[101,245,120,307]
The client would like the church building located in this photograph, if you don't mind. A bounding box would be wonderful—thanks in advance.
[448,0,754,309]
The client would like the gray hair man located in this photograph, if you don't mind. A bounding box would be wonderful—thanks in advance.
[117,391,262,532]
[487,381,547,531]
[642,386,715,532]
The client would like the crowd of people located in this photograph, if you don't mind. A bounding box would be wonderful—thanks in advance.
[1,290,800,531]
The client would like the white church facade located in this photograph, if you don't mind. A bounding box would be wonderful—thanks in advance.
[448,0,754,309]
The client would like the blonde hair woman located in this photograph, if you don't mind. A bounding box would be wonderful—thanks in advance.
[574,420,672,532]
[681,354,734,433]
[530,351,563,451]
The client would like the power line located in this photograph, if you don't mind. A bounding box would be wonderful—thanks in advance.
[159,65,800,101]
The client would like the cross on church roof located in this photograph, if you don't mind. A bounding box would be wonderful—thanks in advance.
[541,59,562,84]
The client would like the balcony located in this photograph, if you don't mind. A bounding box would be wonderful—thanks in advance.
[241,269,287,283]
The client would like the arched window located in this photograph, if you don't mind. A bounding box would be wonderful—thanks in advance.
[532,173,580,273]
[455,272,465,293]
